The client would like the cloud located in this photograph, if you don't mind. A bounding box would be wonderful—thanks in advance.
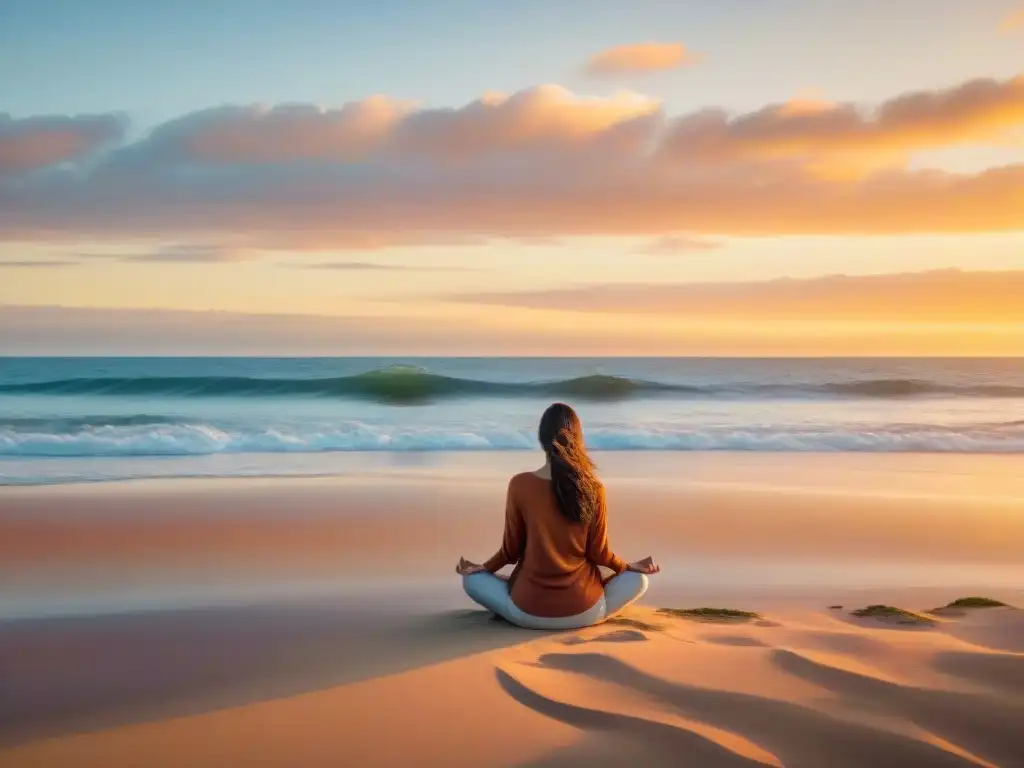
[138,97,414,165]
[659,75,1024,175]
[585,42,699,77]
[115,85,659,167]
[389,86,660,157]
[1,75,1023,248]
[0,304,638,356]
[447,269,1024,322]
[637,235,723,255]
[0,259,79,268]
[293,260,476,271]
[4,287,1021,356]
[73,243,254,263]
[0,305,447,355]
[121,243,253,263]
[0,113,126,175]
[256,231,490,251]
[1001,9,1024,33]
[298,261,409,271]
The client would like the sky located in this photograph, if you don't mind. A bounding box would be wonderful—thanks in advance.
[1,0,1023,355]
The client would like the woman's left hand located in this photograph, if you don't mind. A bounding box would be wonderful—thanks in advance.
[456,557,487,576]
[626,556,661,575]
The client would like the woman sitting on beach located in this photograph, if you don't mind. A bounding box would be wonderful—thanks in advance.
[456,402,659,629]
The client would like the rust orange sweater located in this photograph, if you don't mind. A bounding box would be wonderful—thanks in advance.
[483,472,628,617]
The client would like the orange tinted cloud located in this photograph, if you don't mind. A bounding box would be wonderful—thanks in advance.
[4,283,1023,356]
[449,269,1024,323]
[176,97,413,164]
[637,235,723,255]
[661,75,1024,175]
[389,86,660,157]
[776,89,837,117]
[156,75,1024,171]
[585,42,699,77]
[1,75,1023,247]
[4,158,1018,245]
[0,113,125,174]
[163,86,660,164]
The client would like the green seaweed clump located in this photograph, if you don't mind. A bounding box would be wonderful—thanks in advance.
[604,616,664,632]
[850,605,935,624]
[657,607,761,622]
[943,597,1007,609]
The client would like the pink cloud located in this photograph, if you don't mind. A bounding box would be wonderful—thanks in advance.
[162,97,413,164]
[585,42,700,77]
[142,85,660,165]
[0,113,125,175]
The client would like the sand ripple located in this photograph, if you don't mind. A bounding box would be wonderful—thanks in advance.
[2,605,1023,767]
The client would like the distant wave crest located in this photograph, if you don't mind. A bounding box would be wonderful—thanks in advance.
[809,379,1024,398]
[1,367,1021,403]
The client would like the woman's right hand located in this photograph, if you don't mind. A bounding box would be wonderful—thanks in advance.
[456,557,487,576]
[626,556,660,575]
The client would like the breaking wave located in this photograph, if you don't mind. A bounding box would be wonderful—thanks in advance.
[3,418,1024,458]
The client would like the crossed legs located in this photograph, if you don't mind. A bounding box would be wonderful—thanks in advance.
[462,570,649,630]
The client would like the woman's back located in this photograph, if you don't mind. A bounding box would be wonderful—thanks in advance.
[459,402,657,628]
[483,472,627,618]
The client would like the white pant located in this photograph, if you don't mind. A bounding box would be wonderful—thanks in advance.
[462,570,649,630]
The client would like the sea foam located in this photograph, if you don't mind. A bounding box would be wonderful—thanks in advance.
[3,418,1023,458]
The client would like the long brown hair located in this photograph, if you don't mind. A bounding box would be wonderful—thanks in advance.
[538,403,601,525]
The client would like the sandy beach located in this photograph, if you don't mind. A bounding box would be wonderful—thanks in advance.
[2,453,1023,767]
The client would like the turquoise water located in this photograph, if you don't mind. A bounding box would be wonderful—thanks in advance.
[2,357,1023,484]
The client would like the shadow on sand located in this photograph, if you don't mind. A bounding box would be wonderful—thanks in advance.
[0,602,539,747]
[502,651,994,768]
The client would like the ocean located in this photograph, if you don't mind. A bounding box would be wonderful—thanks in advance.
[1,357,1023,485]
